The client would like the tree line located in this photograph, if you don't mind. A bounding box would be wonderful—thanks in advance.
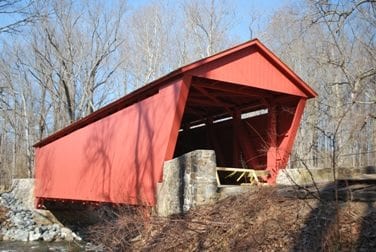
[0,0,375,184]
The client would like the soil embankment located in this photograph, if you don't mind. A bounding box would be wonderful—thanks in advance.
[88,185,376,251]
[2,178,376,251]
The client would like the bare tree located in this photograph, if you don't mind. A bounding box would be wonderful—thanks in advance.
[125,1,174,89]
[0,44,36,177]
[263,0,376,169]
[181,0,236,61]
[124,0,236,89]
[28,0,127,129]
[0,0,128,180]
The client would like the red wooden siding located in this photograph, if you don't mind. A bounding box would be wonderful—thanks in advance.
[193,48,307,97]
[35,79,189,205]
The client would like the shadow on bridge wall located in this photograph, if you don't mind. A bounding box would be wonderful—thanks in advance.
[77,79,185,205]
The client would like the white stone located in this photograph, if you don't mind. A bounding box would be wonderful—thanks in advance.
[9,179,35,209]
[12,229,29,241]
[72,232,82,241]
[60,227,74,241]
[29,230,41,241]
[42,230,56,242]
[52,223,60,230]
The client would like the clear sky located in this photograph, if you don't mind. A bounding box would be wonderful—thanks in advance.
[231,0,289,40]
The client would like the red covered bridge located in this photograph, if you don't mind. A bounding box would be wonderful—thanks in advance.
[34,39,317,208]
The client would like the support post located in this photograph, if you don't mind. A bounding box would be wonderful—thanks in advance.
[266,102,279,184]
[278,98,307,168]
[232,110,241,167]
[238,121,261,169]
[206,117,225,165]
[233,110,260,168]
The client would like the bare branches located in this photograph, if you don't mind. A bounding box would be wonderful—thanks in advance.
[182,0,235,58]
[0,0,43,34]
[0,0,129,179]
[28,0,128,125]
[264,0,376,171]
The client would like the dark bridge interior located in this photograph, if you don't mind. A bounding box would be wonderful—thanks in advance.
[173,77,299,174]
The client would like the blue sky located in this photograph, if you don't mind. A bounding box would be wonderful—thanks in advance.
[0,0,290,46]
[127,0,290,41]
[231,0,289,40]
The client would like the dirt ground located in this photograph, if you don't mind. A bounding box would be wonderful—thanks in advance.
[0,205,7,224]
[88,186,376,251]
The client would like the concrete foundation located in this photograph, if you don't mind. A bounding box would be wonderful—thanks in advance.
[155,150,218,217]
[9,179,35,209]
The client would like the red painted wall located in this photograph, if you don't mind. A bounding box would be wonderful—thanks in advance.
[191,47,307,97]
[35,79,188,205]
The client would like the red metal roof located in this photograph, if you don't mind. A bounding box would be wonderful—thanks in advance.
[34,39,317,148]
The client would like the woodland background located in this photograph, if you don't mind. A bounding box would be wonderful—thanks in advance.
[0,0,375,183]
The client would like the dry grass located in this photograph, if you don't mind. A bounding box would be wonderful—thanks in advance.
[87,205,152,251]
[87,187,376,251]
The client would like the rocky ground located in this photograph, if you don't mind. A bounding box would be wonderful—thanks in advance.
[0,188,81,243]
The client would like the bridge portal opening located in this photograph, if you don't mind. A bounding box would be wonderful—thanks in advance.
[173,77,301,185]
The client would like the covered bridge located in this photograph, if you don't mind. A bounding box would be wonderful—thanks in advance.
[34,39,317,207]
